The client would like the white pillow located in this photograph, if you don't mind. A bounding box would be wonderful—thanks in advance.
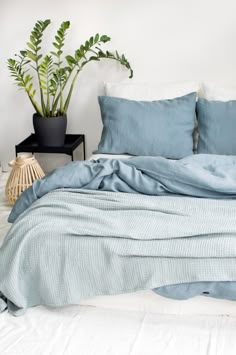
[105,81,200,101]
[200,82,236,101]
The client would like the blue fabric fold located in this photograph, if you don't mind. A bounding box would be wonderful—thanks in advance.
[154,282,236,300]
[9,154,236,223]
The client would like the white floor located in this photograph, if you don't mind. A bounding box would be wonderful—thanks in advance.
[1,171,236,355]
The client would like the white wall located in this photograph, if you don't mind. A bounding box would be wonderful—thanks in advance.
[1,0,236,170]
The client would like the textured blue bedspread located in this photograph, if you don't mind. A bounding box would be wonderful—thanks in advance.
[9,154,236,223]
[3,154,236,312]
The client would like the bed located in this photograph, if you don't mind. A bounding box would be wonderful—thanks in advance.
[1,154,236,355]
[1,81,236,354]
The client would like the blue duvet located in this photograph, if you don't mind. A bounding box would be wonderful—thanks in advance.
[2,154,236,315]
[9,154,236,223]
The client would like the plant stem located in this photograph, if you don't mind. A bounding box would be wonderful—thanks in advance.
[59,82,63,114]
[58,51,64,115]
[51,64,76,114]
[36,58,46,116]
[63,70,80,113]
[46,69,50,116]
[51,84,59,115]
[26,89,43,116]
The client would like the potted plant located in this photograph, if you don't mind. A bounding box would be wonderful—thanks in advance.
[8,20,133,146]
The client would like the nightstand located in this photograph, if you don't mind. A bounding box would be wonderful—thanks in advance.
[15,134,86,161]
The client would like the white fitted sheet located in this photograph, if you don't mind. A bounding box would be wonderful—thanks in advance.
[90,153,132,160]
[0,305,236,355]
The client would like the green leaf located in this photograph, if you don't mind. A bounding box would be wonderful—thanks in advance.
[26,50,37,61]
[27,83,33,92]
[50,51,58,57]
[20,50,27,57]
[31,30,38,38]
[89,36,94,46]
[55,35,62,43]
[43,19,51,28]
[57,29,63,38]
[27,42,36,51]
[65,55,77,65]
[53,42,60,49]
[30,35,36,44]
[100,35,111,43]
[75,49,82,61]
[98,50,106,58]
[89,56,100,61]
[25,74,31,84]
[8,58,16,66]
[62,21,70,29]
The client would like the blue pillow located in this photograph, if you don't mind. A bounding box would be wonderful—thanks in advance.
[97,93,196,159]
[197,98,236,154]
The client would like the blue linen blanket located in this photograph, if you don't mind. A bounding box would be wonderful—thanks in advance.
[1,154,236,315]
[8,154,236,223]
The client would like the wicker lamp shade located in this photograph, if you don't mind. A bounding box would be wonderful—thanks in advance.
[5,154,45,205]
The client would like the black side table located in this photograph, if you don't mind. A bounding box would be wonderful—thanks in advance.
[15,134,86,161]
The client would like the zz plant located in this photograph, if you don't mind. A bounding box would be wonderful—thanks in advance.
[8,20,133,118]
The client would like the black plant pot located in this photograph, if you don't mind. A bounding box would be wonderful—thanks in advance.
[33,114,67,147]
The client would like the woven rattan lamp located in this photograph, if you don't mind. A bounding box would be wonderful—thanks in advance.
[5,154,45,205]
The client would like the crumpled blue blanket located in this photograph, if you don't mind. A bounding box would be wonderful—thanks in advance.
[9,154,236,223]
[2,154,236,314]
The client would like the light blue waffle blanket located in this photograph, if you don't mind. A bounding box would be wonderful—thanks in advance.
[1,154,236,315]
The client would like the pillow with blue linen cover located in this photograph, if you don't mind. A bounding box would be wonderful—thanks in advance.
[197,98,236,154]
[97,93,196,159]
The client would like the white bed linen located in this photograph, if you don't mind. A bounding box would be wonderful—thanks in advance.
[0,305,236,355]
[1,158,236,354]
[90,153,132,160]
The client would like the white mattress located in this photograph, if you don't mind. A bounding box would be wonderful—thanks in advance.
[1,157,236,354]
